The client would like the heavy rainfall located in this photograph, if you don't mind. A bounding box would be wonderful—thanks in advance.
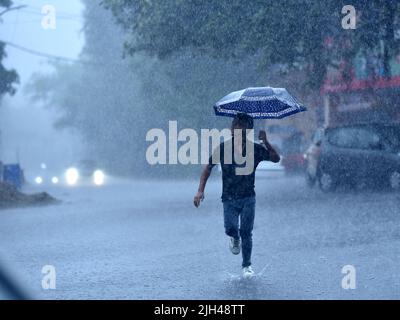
[0,0,400,300]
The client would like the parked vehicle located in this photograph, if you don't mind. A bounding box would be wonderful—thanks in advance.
[256,159,285,178]
[217,156,285,178]
[217,142,285,178]
[304,124,400,192]
[280,132,306,174]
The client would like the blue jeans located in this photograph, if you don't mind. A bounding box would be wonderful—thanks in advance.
[223,196,256,268]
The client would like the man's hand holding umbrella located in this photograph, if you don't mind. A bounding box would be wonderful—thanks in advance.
[259,130,281,163]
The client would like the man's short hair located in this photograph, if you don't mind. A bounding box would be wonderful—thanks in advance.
[232,113,254,130]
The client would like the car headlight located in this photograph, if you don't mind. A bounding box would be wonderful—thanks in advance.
[35,176,43,185]
[66,168,79,185]
[93,170,105,186]
[52,177,59,184]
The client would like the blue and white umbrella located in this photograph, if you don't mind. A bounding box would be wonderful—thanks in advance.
[214,87,307,119]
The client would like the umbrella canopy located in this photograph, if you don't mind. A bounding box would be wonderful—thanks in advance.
[214,87,307,119]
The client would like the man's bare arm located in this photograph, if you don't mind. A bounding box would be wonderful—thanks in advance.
[194,164,213,208]
[259,130,281,163]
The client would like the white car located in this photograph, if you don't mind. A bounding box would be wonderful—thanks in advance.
[256,159,285,178]
[217,159,285,178]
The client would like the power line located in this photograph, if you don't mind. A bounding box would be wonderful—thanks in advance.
[1,40,125,68]
[0,39,93,65]
[0,5,27,17]
[17,9,83,22]
[12,2,83,19]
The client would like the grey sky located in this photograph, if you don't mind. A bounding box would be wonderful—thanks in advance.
[0,0,85,173]
[0,0,84,82]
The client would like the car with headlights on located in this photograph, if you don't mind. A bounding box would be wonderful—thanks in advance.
[31,163,61,186]
[65,160,106,186]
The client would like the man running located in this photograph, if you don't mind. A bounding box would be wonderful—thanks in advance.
[193,113,280,278]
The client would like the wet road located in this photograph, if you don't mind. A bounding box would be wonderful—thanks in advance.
[1,175,400,299]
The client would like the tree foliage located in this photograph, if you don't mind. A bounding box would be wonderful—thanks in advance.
[0,0,19,99]
[28,0,266,177]
[103,0,400,88]
[0,0,12,9]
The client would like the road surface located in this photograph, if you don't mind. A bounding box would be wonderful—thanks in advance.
[1,175,400,299]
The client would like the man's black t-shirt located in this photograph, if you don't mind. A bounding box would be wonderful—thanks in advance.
[209,139,271,201]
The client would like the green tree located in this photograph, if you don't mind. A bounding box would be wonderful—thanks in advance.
[103,0,400,88]
[0,0,19,99]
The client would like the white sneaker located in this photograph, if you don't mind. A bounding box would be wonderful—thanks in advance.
[242,266,255,279]
[229,237,241,255]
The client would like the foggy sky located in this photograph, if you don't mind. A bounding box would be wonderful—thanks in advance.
[0,0,84,173]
